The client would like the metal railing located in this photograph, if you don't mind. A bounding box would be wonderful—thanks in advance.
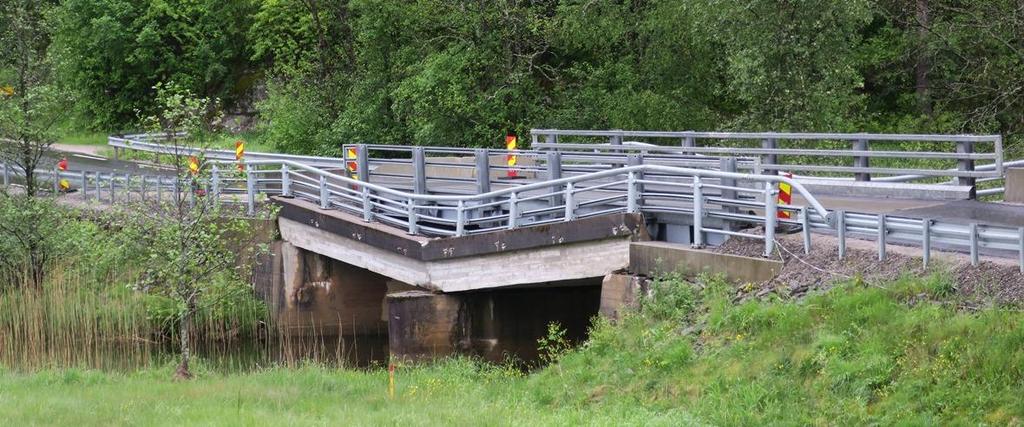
[530,129,1004,193]
[107,134,343,168]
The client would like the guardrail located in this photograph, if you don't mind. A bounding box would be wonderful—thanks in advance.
[4,154,1022,271]
[107,134,343,168]
[530,129,1004,197]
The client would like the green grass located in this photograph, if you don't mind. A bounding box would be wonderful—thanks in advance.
[2,272,1023,425]
[56,132,108,146]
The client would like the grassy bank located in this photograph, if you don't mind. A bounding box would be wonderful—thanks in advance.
[2,273,1023,425]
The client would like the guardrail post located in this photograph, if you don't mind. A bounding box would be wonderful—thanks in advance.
[692,176,704,248]
[362,187,372,222]
[563,182,575,221]
[406,198,418,235]
[969,223,979,266]
[140,175,147,202]
[247,164,257,215]
[763,181,777,257]
[110,174,117,203]
[800,207,811,254]
[1018,227,1024,273]
[413,146,427,194]
[2,161,9,187]
[210,165,220,202]
[318,175,329,210]
[357,144,370,183]
[628,154,644,209]
[545,134,556,145]
[455,200,466,237]
[507,192,519,229]
[627,171,638,213]
[609,131,623,146]
[761,138,778,175]
[280,164,292,197]
[156,176,163,204]
[922,218,931,269]
[95,173,102,202]
[53,166,59,193]
[475,149,491,194]
[878,214,887,261]
[80,171,88,200]
[720,157,738,218]
[546,151,563,208]
[853,139,870,181]
[681,135,695,153]
[957,140,976,199]
[837,210,847,259]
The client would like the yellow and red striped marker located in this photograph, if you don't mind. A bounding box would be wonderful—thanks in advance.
[57,158,70,192]
[188,156,200,176]
[777,172,793,219]
[346,147,358,180]
[506,134,518,178]
[235,140,245,172]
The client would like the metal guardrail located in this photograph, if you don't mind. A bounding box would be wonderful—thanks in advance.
[530,129,1004,194]
[3,155,1022,272]
[107,134,343,168]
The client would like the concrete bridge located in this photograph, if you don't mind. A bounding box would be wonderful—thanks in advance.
[4,129,1024,362]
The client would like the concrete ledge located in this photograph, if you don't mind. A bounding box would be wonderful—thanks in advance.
[1007,168,1024,204]
[274,196,648,261]
[629,241,782,284]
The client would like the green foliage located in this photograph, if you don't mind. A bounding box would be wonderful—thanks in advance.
[536,322,570,365]
[51,0,256,130]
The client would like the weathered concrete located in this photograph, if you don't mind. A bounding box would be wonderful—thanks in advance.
[279,216,637,292]
[387,291,468,361]
[1007,168,1024,204]
[629,241,783,283]
[599,272,648,321]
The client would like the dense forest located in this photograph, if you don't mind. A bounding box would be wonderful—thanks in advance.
[4,0,1024,154]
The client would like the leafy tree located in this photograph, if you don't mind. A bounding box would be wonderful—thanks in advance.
[122,82,269,379]
[0,0,69,197]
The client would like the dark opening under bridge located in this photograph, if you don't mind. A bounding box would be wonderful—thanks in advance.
[4,129,1023,362]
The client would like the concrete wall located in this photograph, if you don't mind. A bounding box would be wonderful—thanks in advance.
[630,241,783,284]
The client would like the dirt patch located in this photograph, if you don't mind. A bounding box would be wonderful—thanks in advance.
[714,227,1024,307]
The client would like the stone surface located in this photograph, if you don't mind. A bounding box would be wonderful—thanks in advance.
[1007,168,1024,204]
[630,241,783,284]
[599,272,647,320]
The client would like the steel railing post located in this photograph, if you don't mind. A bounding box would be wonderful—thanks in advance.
[455,200,465,237]
[837,210,847,259]
[81,171,88,200]
[318,175,329,210]
[761,138,778,176]
[413,147,427,194]
[969,223,979,266]
[878,214,887,261]
[853,139,871,181]
[692,176,704,249]
[508,192,519,229]
[356,143,370,183]
[681,135,695,153]
[156,176,163,204]
[475,149,491,194]
[800,206,811,254]
[922,218,931,269]
[281,164,292,197]
[247,164,257,215]
[110,174,117,204]
[362,187,372,222]
[763,181,777,257]
[626,171,637,213]
[95,172,102,202]
[211,165,220,201]
[53,166,59,193]
[957,140,976,199]
[1018,227,1024,273]
[563,182,575,222]
[140,175,147,202]
[720,157,738,218]
[406,198,418,235]
[609,131,622,146]
[546,151,562,207]
[627,154,644,209]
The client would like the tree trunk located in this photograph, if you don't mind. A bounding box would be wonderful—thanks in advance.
[174,303,194,380]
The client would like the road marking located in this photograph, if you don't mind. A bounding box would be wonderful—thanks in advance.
[72,153,108,161]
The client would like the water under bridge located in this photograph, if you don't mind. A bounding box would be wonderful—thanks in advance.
[4,129,1024,362]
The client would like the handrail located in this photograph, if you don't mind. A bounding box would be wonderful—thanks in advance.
[530,128,1002,143]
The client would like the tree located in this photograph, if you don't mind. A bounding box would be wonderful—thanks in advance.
[123,82,269,379]
[0,0,68,197]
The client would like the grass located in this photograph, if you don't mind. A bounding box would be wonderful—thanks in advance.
[56,132,108,146]
[2,272,1023,425]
